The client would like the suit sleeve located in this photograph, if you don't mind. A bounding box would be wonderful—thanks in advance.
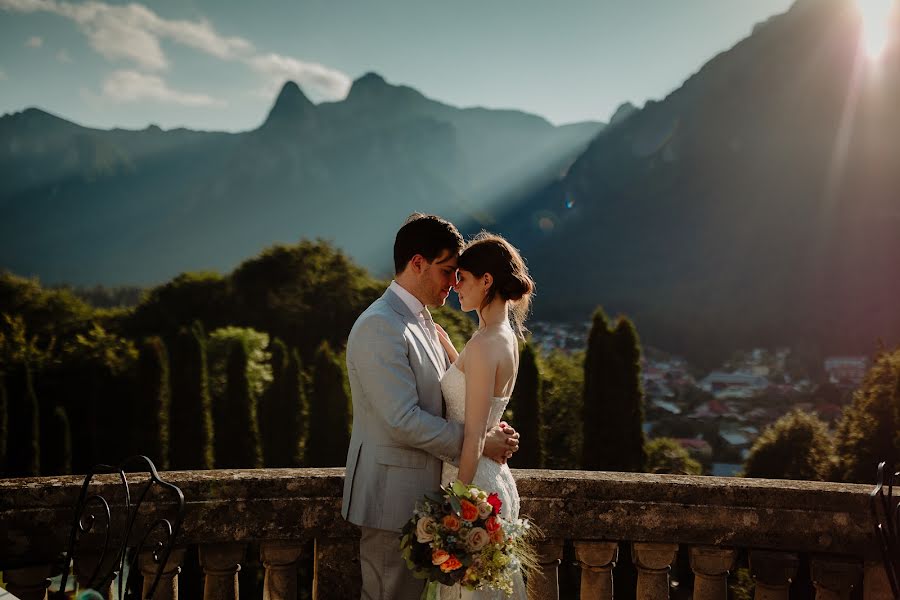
[348,313,463,462]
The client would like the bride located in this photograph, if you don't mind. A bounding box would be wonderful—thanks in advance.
[434,232,534,600]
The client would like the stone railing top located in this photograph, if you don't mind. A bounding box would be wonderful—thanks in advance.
[0,468,878,569]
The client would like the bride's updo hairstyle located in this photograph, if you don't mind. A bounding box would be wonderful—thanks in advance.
[457,232,534,338]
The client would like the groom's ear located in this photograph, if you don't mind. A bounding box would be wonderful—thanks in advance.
[409,254,425,273]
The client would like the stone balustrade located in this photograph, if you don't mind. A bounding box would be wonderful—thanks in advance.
[0,469,889,599]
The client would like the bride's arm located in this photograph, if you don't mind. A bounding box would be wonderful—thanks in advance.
[457,339,495,484]
[434,323,459,363]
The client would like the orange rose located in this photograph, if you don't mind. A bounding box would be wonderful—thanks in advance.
[489,528,504,544]
[460,499,479,522]
[439,555,463,573]
[432,549,450,566]
[442,514,461,531]
[484,515,501,532]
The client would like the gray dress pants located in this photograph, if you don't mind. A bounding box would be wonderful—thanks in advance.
[359,526,427,600]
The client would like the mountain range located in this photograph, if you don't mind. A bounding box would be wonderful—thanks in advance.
[0,73,602,283]
[2,0,899,363]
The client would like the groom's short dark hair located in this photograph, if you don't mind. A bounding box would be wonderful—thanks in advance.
[394,213,464,274]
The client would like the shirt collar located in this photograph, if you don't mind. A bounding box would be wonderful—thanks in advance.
[389,280,425,317]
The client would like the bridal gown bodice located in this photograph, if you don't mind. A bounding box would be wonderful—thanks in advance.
[439,363,525,599]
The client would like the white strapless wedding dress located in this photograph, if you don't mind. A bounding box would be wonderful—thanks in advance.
[439,364,526,600]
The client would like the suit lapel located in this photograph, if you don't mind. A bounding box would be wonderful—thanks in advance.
[383,288,445,376]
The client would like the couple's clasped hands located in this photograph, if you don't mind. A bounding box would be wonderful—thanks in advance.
[484,421,519,464]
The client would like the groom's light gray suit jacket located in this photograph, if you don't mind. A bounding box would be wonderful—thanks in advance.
[342,288,464,532]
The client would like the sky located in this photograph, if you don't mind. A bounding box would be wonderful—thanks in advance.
[0,0,797,131]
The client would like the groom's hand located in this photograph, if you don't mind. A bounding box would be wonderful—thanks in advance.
[483,421,520,464]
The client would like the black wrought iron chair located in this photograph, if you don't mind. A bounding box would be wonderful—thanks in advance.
[54,455,185,600]
[871,461,900,599]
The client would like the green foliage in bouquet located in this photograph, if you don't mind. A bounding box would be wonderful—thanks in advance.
[399,481,538,597]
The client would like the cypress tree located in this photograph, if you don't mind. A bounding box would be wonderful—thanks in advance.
[6,364,40,476]
[509,341,542,468]
[833,349,900,483]
[612,317,647,472]
[582,307,613,470]
[289,348,309,465]
[306,341,351,467]
[169,322,214,470]
[260,340,308,467]
[582,308,647,472]
[133,336,171,469]
[216,338,263,468]
[43,405,72,475]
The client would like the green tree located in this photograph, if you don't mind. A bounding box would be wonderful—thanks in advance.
[5,364,40,476]
[260,339,308,467]
[540,349,583,469]
[132,336,171,469]
[582,308,647,472]
[229,241,382,362]
[169,322,214,470]
[833,349,900,483]
[645,438,702,474]
[126,272,230,340]
[744,410,834,481]
[306,341,351,467]
[612,317,647,472]
[508,341,542,468]
[216,338,263,468]
[43,405,72,475]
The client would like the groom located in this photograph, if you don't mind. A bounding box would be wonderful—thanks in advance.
[341,213,520,600]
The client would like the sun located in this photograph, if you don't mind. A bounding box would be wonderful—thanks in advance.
[856,0,895,58]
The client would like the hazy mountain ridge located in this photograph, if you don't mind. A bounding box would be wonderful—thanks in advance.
[483,0,900,363]
[0,73,603,283]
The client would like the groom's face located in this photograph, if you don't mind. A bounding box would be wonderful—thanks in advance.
[420,249,459,307]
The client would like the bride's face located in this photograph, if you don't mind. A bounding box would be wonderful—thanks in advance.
[454,268,486,312]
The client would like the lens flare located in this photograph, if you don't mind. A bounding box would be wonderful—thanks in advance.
[857,0,894,58]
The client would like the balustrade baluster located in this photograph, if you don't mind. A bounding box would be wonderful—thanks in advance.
[749,550,798,600]
[689,546,735,600]
[527,539,564,600]
[260,542,304,600]
[632,542,678,600]
[574,541,618,600]
[139,548,186,600]
[810,556,861,600]
[199,544,244,600]
[4,565,52,600]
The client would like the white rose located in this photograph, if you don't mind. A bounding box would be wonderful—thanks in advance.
[416,516,436,543]
[477,502,493,519]
[465,527,490,552]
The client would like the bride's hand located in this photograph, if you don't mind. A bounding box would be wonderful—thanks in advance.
[434,323,459,363]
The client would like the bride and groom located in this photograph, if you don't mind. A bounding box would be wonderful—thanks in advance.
[341,213,534,599]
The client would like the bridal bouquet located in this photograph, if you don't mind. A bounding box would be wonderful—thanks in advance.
[399,480,537,596]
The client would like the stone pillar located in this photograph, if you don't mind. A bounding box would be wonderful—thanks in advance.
[862,561,893,600]
[690,546,735,600]
[810,556,861,600]
[313,537,360,600]
[574,541,618,600]
[632,542,678,600]
[140,547,186,600]
[4,565,52,600]
[749,550,798,600]
[199,543,245,600]
[527,539,565,600]
[74,551,117,599]
[260,541,304,600]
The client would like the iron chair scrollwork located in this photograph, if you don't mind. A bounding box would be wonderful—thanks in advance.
[54,455,185,600]
[871,461,900,599]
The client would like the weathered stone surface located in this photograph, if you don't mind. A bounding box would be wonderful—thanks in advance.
[0,468,877,573]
